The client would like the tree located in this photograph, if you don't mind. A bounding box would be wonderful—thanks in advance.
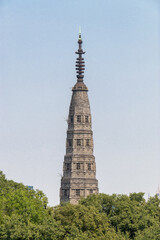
[53,202,123,239]
[80,193,160,239]
[1,171,160,239]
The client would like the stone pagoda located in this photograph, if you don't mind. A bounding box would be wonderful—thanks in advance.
[60,29,99,204]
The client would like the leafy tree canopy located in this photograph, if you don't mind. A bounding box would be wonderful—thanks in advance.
[0,171,160,239]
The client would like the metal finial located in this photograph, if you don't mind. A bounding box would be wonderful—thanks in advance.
[75,26,85,82]
[79,26,81,39]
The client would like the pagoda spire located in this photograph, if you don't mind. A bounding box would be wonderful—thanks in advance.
[75,27,85,82]
[60,29,99,204]
[73,28,88,91]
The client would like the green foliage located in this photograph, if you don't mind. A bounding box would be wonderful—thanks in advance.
[80,192,160,239]
[135,223,160,240]
[0,171,160,239]
[53,203,121,239]
[0,171,48,224]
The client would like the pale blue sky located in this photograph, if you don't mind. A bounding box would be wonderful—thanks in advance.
[0,0,160,205]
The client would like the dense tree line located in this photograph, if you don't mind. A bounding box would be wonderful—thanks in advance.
[0,171,160,239]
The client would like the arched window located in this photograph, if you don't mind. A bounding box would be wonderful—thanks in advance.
[77,163,81,170]
[76,189,80,196]
[85,116,89,122]
[65,163,70,171]
[77,139,82,146]
[70,116,74,123]
[86,139,90,146]
[68,139,73,147]
[88,163,91,170]
[64,189,68,196]
[77,115,81,122]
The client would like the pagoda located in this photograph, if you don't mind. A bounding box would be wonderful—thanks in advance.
[60,29,99,204]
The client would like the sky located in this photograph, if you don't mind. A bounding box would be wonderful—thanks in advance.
[0,0,160,206]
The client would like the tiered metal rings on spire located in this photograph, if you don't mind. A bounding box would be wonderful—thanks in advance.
[75,27,85,82]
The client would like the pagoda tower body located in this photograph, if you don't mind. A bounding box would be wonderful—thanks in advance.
[60,30,99,204]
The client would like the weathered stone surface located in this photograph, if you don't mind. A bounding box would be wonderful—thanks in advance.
[60,33,98,204]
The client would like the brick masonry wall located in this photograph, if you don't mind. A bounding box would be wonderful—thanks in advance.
[60,88,99,204]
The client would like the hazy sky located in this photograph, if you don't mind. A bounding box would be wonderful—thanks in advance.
[0,0,160,206]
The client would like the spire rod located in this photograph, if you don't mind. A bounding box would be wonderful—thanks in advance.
[75,27,85,82]
[79,26,81,39]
